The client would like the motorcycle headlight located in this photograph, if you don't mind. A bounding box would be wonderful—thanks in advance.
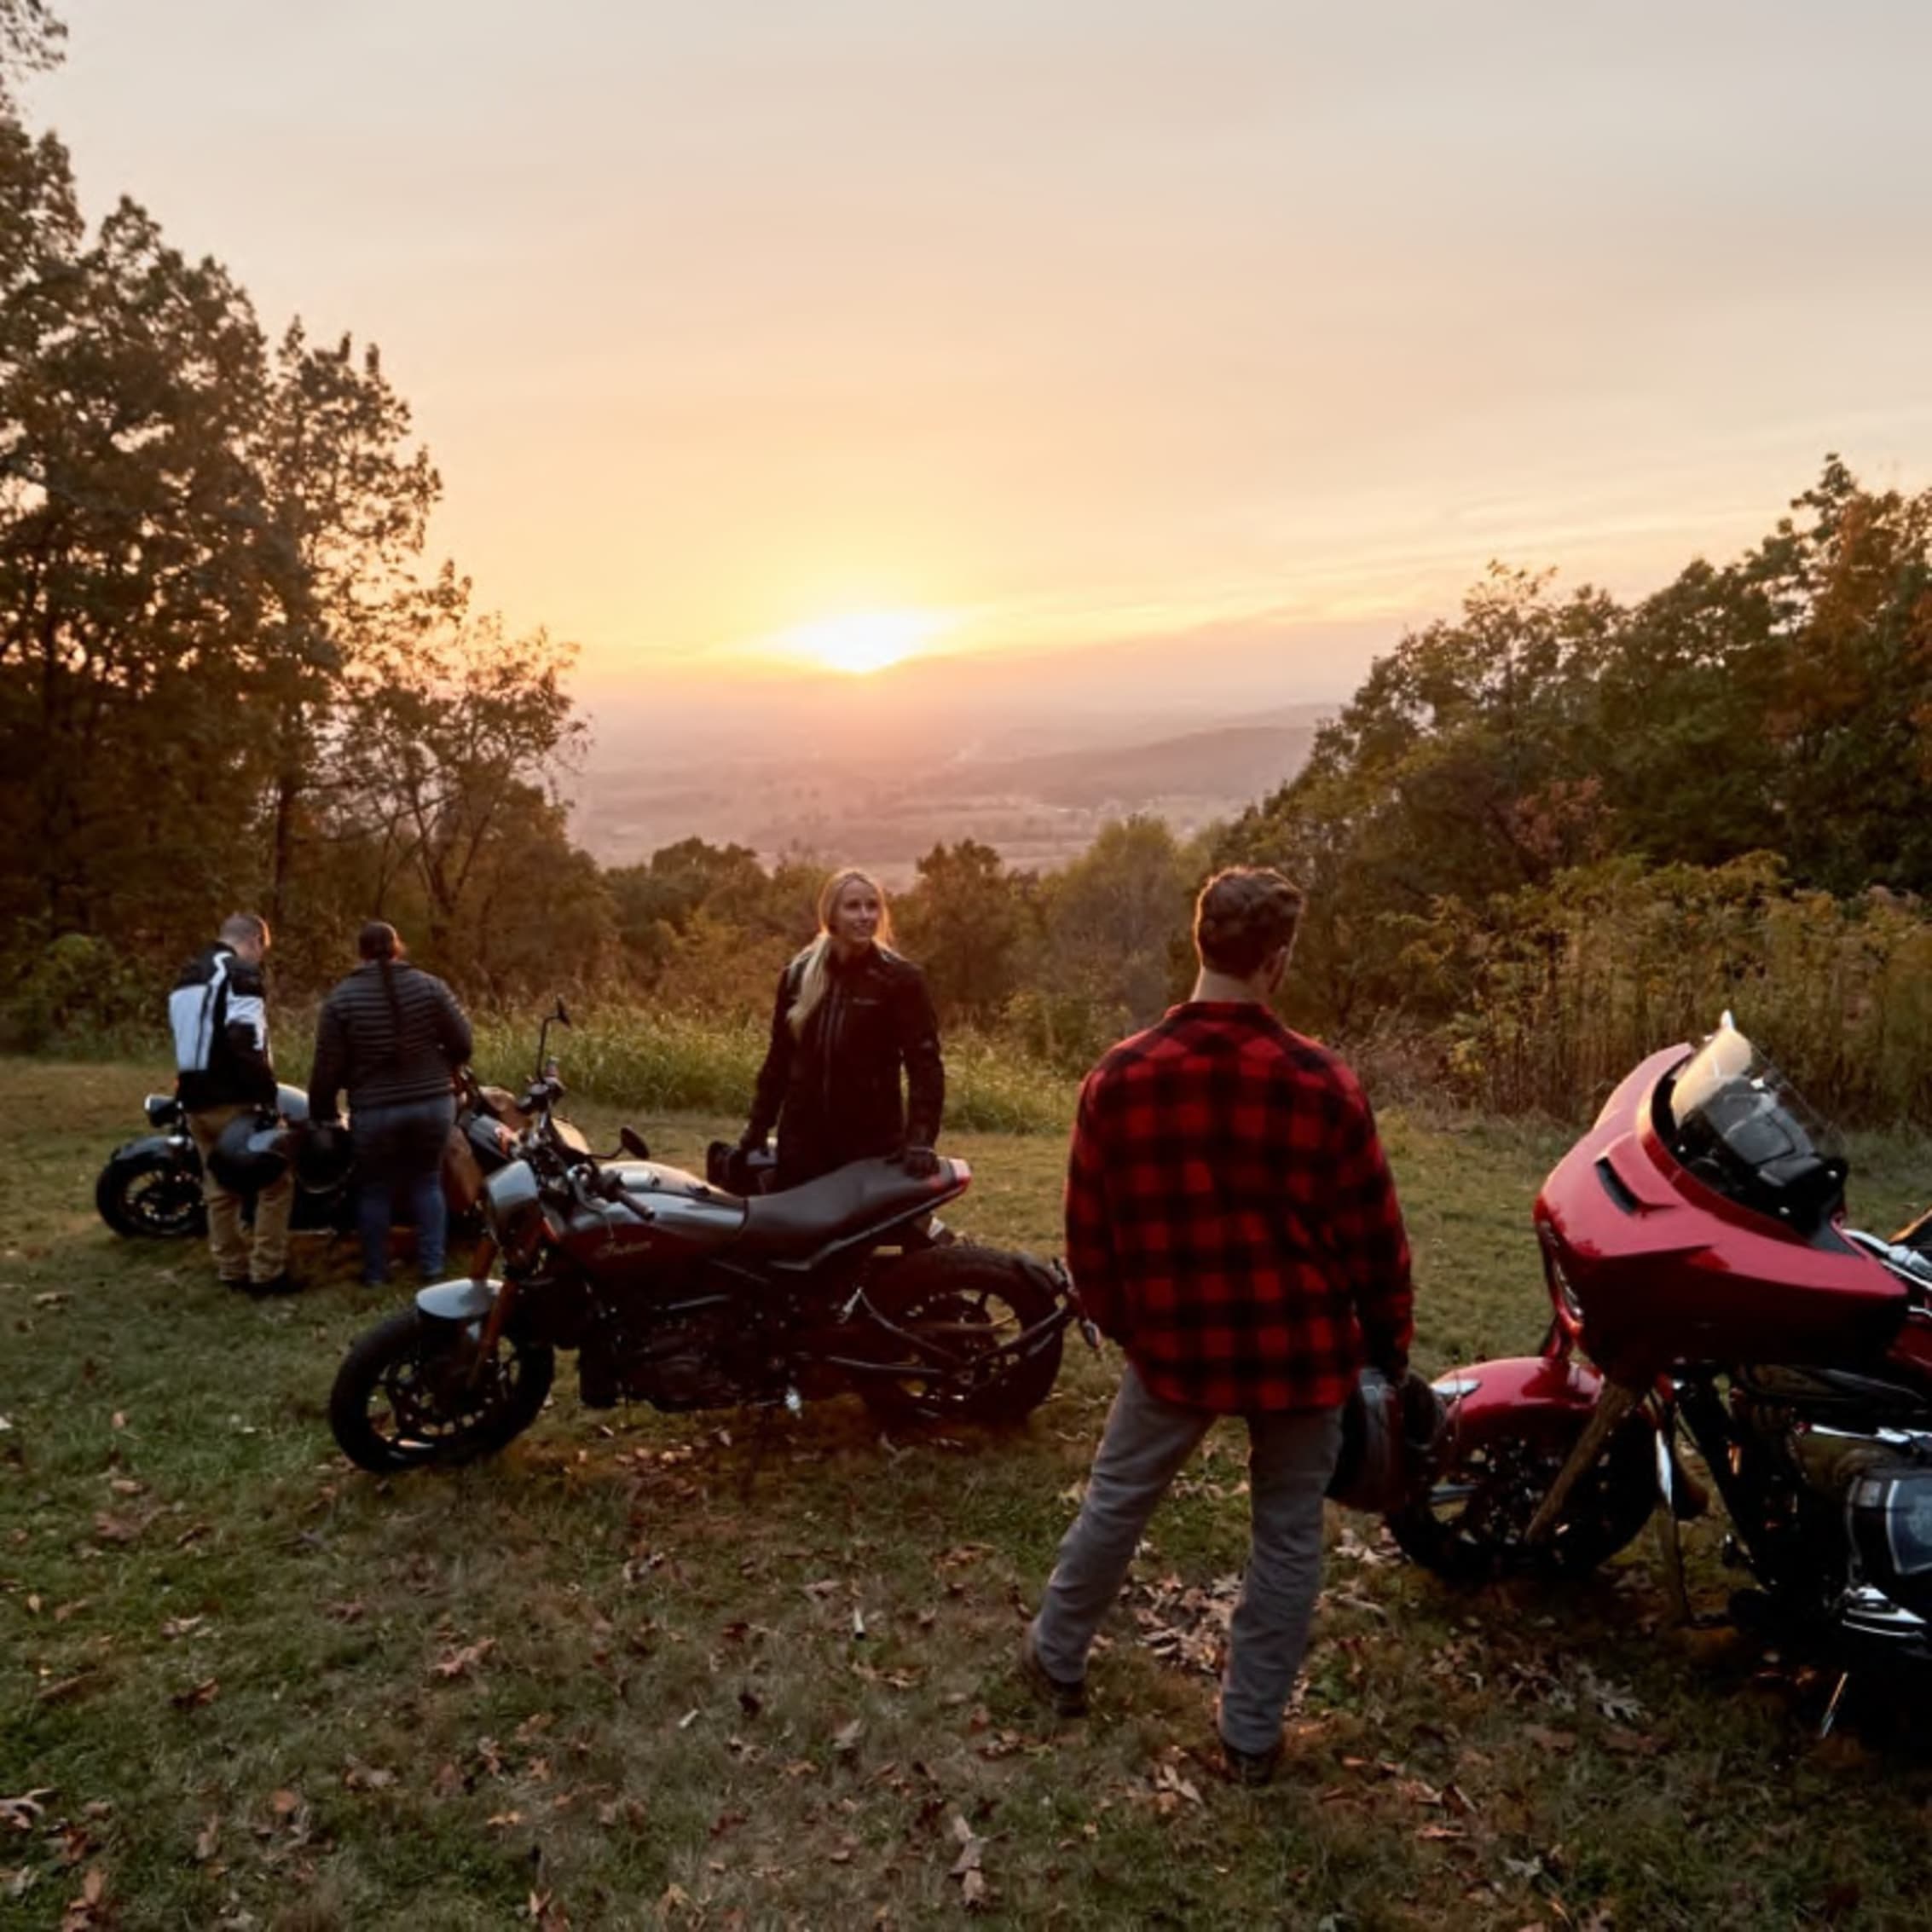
[482,1159,544,1260]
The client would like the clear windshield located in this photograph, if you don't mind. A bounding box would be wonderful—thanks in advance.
[1664,1022,1847,1229]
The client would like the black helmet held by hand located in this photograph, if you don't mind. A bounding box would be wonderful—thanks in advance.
[207,1109,297,1193]
[1328,1367,1447,1514]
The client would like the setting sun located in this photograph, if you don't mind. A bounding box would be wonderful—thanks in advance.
[766,609,955,675]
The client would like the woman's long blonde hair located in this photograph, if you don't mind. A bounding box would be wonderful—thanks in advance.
[789,867,894,1037]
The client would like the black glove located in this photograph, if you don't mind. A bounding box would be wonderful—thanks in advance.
[899,1143,940,1179]
[738,1128,768,1156]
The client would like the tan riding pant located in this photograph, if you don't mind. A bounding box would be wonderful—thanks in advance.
[186,1104,294,1286]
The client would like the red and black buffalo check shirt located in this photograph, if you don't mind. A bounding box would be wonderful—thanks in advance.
[1065,1001,1414,1414]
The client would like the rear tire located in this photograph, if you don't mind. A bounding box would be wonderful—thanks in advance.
[330,1308,554,1473]
[858,1245,1064,1427]
[96,1149,205,1240]
[1389,1404,1656,1582]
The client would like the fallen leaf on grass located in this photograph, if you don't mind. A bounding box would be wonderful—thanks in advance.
[194,1815,220,1863]
[91,1513,146,1547]
[431,1638,495,1680]
[343,1763,396,1792]
[32,1292,66,1309]
[1599,1727,1666,1757]
[488,1810,524,1830]
[2,1790,55,1831]
[170,1678,220,1711]
[159,1615,205,1640]
[37,1673,97,1707]
[60,1865,107,1932]
[1521,1726,1577,1756]
[833,1720,864,1756]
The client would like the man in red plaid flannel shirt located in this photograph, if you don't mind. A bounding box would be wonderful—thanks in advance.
[1023,867,1414,1783]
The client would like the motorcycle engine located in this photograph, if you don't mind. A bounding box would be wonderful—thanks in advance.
[1784,1420,1932,1620]
[579,1306,753,1412]
[1847,1455,1932,1619]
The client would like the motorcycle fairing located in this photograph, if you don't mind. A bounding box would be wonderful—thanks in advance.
[1538,1045,1910,1384]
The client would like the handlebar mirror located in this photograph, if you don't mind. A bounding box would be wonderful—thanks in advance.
[619,1125,651,1160]
[552,998,571,1028]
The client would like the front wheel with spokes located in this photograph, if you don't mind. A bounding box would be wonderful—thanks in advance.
[1389,1407,1657,1582]
[329,1308,554,1472]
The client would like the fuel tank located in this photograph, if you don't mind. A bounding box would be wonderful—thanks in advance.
[556,1161,747,1265]
[1536,1047,1909,1382]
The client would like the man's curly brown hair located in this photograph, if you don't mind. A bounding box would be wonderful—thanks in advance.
[1193,867,1305,977]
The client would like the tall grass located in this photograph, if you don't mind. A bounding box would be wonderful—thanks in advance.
[471,1004,1077,1135]
[1425,854,1932,1124]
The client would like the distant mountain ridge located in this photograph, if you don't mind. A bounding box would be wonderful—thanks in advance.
[928,720,1317,810]
[572,708,1325,876]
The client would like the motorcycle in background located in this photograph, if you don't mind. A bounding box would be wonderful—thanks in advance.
[95,1068,523,1241]
[1392,1018,1932,1714]
[329,1004,1085,1472]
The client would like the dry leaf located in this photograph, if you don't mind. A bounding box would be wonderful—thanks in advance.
[270,1790,300,1818]
[961,1869,988,1908]
[833,1719,864,1756]
[194,1815,221,1862]
[431,1638,495,1680]
[171,1678,220,1711]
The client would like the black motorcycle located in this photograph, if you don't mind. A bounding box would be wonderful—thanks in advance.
[95,1071,521,1241]
[329,1009,1090,1472]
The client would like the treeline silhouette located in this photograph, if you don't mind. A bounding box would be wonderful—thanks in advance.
[6,11,1930,1121]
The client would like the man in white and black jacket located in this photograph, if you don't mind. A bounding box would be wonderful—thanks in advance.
[169,911,297,1295]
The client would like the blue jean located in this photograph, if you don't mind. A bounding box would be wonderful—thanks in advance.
[1030,1362,1343,1757]
[350,1094,455,1285]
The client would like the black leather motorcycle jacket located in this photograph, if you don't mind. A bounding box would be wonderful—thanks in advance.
[748,944,944,1188]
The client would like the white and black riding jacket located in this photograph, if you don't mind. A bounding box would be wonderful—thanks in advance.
[170,942,277,1111]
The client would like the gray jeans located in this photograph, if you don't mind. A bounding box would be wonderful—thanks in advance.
[1031,1362,1343,1757]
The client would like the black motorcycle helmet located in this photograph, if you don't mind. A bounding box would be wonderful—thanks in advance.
[207,1109,295,1192]
[1328,1368,1446,1513]
[295,1119,354,1192]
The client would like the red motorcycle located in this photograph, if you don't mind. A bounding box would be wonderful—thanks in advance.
[1391,1020,1932,1706]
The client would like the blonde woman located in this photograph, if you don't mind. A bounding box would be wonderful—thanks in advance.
[737,869,945,1189]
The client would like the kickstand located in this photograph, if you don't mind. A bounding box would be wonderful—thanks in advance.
[736,1388,801,1504]
[1817,1670,1850,1740]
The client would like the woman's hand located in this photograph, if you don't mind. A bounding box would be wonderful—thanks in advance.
[899,1143,940,1179]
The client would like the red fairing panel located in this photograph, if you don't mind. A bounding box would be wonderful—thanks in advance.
[1536,1047,1909,1384]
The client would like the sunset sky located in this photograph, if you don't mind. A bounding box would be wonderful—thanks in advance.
[32,1,1932,706]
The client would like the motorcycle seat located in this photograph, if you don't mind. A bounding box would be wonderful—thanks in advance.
[735,1156,961,1259]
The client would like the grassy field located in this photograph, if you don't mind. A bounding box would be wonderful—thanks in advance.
[4,1058,1932,1930]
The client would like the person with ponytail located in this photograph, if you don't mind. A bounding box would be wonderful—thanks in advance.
[309,921,474,1286]
[738,869,946,1189]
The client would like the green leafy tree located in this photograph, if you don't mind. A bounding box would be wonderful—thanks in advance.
[894,838,1031,1026]
[0,126,291,944]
